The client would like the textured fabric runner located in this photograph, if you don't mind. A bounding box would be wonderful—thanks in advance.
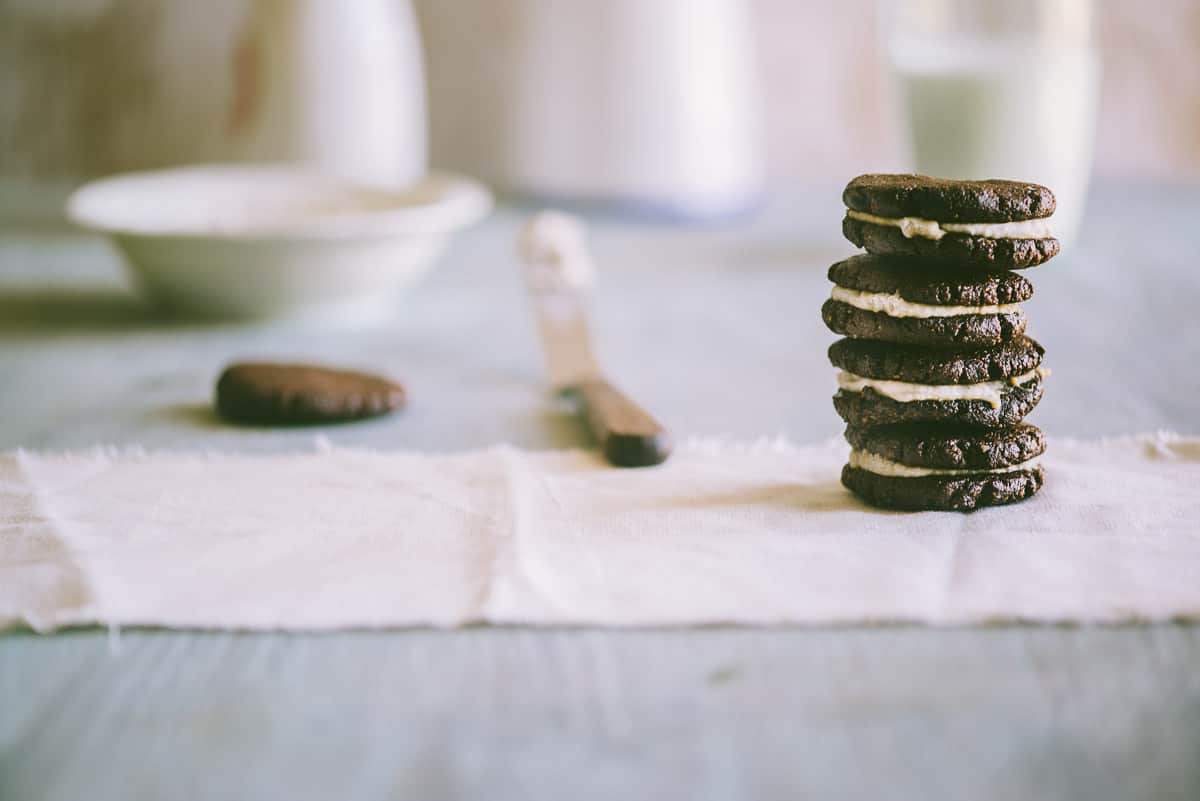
[3,435,1198,631]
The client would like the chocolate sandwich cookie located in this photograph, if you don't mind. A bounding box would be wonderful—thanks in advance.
[821,254,1033,347]
[828,336,1047,428]
[216,362,406,425]
[841,423,1046,511]
[842,174,1059,270]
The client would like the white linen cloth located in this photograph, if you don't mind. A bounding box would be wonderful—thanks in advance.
[2,435,1199,631]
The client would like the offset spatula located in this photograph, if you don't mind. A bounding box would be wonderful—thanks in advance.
[518,212,672,468]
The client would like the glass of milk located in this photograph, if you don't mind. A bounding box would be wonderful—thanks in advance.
[884,0,1100,246]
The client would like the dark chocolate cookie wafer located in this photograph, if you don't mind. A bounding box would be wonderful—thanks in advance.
[821,299,1027,348]
[840,422,1047,511]
[832,376,1043,429]
[216,362,406,425]
[841,174,1060,270]
[828,254,1034,305]
[845,423,1046,471]
[829,336,1044,384]
[842,465,1044,512]
[828,337,1046,428]
[822,255,1033,347]
[844,175,1056,222]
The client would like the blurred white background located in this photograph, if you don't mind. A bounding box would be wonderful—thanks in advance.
[1,0,1197,185]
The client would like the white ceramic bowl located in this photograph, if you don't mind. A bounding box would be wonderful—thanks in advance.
[66,164,493,320]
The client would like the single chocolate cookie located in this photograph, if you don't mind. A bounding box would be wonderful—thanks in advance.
[822,255,1032,347]
[840,422,1047,511]
[215,362,406,425]
[828,337,1046,428]
[841,174,1060,270]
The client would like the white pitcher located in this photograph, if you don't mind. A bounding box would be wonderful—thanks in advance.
[424,0,763,219]
[231,0,428,188]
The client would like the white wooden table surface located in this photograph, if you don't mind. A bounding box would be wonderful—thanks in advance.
[1,183,1198,801]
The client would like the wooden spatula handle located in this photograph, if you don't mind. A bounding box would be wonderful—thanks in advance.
[575,379,672,467]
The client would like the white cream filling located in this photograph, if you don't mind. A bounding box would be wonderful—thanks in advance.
[836,367,1046,410]
[846,209,1054,241]
[830,286,1023,319]
[849,449,1042,478]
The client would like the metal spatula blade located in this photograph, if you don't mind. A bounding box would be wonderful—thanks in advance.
[518,212,672,467]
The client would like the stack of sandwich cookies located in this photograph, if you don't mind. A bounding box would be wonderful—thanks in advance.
[826,174,1058,511]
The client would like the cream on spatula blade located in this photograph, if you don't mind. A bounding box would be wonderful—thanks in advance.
[518,212,672,467]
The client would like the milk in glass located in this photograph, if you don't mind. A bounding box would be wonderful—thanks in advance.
[885,0,1100,246]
